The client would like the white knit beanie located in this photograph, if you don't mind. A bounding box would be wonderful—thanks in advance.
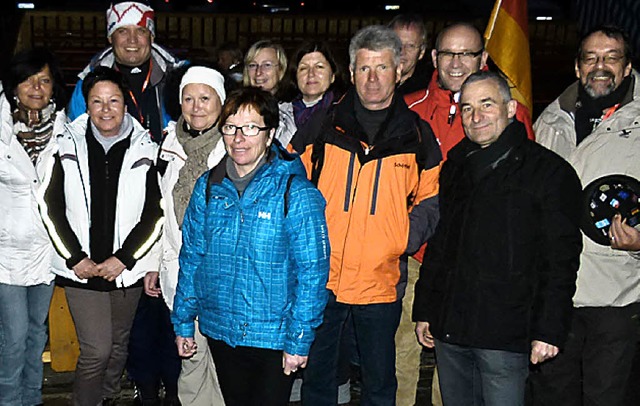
[179,66,227,105]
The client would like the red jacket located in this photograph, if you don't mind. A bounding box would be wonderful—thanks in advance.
[405,70,534,159]
[405,70,535,262]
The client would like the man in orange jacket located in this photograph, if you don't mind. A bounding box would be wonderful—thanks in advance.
[301,25,442,406]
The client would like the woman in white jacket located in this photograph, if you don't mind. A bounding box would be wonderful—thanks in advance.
[0,48,67,406]
[39,66,163,406]
[143,65,227,405]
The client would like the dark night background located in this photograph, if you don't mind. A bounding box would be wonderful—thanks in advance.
[0,0,579,59]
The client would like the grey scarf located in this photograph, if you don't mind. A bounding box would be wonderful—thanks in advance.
[173,116,221,227]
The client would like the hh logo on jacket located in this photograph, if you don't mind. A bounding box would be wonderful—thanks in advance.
[258,211,272,220]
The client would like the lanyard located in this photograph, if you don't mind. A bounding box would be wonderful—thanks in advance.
[602,103,620,121]
[117,59,152,125]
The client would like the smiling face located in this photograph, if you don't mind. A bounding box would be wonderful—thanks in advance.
[247,47,282,95]
[15,64,54,111]
[460,78,516,148]
[351,48,401,111]
[222,105,274,177]
[109,25,153,67]
[87,80,126,137]
[296,51,335,103]
[432,24,488,93]
[576,31,632,99]
[181,83,222,131]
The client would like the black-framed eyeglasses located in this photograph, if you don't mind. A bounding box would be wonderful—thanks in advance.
[436,50,484,61]
[221,124,271,137]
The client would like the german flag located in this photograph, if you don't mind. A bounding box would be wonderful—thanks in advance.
[484,0,532,116]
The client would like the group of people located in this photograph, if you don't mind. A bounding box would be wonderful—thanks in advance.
[0,1,639,406]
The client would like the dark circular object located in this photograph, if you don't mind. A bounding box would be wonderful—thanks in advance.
[581,174,640,246]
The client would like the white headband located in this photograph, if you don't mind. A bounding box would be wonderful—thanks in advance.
[179,67,226,105]
[106,2,155,38]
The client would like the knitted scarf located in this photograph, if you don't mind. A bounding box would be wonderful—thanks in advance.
[13,101,57,165]
[173,116,221,227]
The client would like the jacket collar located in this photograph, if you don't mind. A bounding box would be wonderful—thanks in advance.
[64,112,151,146]
[79,43,184,86]
[559,69,639,115]
[333,87,418,144]
[449,120,527,167]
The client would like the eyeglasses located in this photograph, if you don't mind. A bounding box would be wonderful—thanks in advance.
[436,50,483,62]
[221,123,270,137]
[247,62,279,72]
[401,43,423,52]
[580,53,625,66]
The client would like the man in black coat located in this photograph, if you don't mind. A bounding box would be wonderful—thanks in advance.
[412,71,583,406]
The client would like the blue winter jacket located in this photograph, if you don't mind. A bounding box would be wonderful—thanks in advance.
[172,143,330,356]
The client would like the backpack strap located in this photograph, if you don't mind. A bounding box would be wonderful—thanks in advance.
[284,174,295,217]
[205,156,228,203]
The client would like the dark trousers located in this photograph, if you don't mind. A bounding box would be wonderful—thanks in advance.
[302,293,402,406]
[436,339,529,406]
[65,286,142,406]
[207,338,294,406]
[127,294,181,399]
[530,303,640,406]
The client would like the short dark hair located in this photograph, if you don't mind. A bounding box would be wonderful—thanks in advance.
[218,87,279,132]
[81,66,129,102]
[3,47,67,111]
[461,70,512,103]
[387,13,427,45]
[577,25,633,64]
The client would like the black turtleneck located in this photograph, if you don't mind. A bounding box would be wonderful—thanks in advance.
[354,96,391,146]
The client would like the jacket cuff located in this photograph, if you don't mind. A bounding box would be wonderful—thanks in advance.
[65,251,89,269]
[114,249,137,270]
[174,322,195,339]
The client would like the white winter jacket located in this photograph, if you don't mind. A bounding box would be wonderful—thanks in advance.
[0,88,65,286]
[535,70,640,307]
[39,113,163,287]
[156,121,226,309]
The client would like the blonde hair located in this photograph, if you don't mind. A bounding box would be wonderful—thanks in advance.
[242,40,288,87]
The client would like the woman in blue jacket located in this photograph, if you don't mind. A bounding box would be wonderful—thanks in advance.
[171,87,330,406]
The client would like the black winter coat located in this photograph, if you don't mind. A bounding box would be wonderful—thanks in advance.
[413,121,583,353]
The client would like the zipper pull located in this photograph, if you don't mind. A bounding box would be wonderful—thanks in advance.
[364,146,370,155]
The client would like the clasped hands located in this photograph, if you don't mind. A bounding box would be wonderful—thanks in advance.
[72,256,126,282]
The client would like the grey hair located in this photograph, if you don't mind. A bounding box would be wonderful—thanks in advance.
[349,25,402,70]
[461,70,512,103]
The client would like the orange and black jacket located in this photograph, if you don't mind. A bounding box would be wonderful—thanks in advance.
[300,88,442,305]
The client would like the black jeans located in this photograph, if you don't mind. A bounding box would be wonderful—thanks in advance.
[207,338,294,406]
[529,303,640,406]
